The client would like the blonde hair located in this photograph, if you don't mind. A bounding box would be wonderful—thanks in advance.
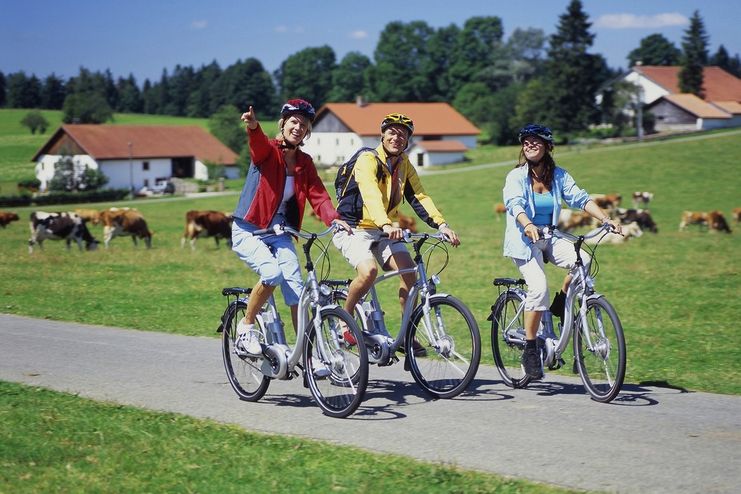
[276,115,312,146]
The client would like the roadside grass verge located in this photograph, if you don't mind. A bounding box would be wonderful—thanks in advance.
[0,381,576,494]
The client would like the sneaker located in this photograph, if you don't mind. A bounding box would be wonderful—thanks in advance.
[521,346,543,379]
[310,356,331,378]
[398,338,428,357]
[235,320,262,356]
[340,323,357,346]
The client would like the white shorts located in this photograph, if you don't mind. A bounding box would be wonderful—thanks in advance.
[332,228,409,269]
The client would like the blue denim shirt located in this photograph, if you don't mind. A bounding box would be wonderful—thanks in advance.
[502,164,590,260]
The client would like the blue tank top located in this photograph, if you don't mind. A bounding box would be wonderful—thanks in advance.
[532,190,554,226]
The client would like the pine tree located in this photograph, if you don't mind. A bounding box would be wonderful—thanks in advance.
[678,10,709,97]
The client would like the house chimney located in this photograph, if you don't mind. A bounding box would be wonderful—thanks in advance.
[356,95,367,107]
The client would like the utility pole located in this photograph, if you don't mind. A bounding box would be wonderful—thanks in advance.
[635,62,644,141]
[128,141,134,193]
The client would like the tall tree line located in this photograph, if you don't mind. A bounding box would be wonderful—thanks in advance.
[1,2,738,142]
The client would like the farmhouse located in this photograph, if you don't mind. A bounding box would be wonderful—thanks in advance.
[32,125,239,191]
[624,65,741,131]
[303,101,480,168]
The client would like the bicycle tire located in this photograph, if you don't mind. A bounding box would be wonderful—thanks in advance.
[222,301,270,401]
[406,295,481,399]
[491,290,531,389]
[304,306,368,418]
[573,297,626,403]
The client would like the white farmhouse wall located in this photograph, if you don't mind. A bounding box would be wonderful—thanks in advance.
[697,118,732,130]
[194,160,208,181]
[303,132,368,166]
[441,135,477,148]
[35,154,99,191]
[408,150,464,167]
[624,72,669,105]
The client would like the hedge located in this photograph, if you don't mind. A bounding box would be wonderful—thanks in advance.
[0,189,130,208]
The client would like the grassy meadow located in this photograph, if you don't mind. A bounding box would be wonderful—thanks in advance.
[1,109,740,396]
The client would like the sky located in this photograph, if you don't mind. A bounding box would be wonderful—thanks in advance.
[2,0,739,84]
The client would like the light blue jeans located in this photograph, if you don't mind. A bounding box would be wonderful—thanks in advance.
[231,217,303,306]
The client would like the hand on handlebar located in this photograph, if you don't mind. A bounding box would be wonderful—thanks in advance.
[331,219,352,233]
[381,224,404,240]
[439,225,460,246]
[524,223,540,242]
[604,218,622,235]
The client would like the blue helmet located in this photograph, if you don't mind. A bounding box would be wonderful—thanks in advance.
[518,124,554,144]
[281,99,316,123]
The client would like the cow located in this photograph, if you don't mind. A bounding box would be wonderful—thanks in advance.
[98,208,153,248]
[28,211,99,253]
[0,211,19,228]
[590,193,622,212]
[558,209,594,231]
[632,191,654,209]
[732,208,741,223]
[74,208,102,225]
[181,210,233,249]
[493,202,506,221]
[679,211,708,231]
[394,212,418,233]
[616,208,658,233]
[585,221,643,245]
[707,210,732,233]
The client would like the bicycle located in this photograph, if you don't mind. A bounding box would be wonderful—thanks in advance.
[323,230,480,399]
[218,224,368,418]
[489,223,626,403]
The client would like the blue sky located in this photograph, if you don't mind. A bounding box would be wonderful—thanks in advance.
[2,0,739,84]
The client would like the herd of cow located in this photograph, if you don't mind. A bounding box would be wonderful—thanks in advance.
[0,208,233,253]
[0,192,737,253]
[494,190,738,243]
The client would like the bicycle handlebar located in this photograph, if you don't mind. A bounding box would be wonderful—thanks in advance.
[542,223,619,242]
[251,223,339,239]
[379,229,454,244]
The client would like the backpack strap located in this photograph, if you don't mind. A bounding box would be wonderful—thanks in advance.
[340,148,382,199]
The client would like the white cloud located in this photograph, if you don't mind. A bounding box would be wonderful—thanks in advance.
[275,25,288,33]
[595,13,688,29]
[349,30,368,40]
[191,20,208,30]
[275,25,305,34]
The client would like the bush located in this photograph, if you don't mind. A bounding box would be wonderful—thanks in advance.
[17,178,41,193]
[32,189,129,206]
[0,194,32,207]
[20,110,49,134]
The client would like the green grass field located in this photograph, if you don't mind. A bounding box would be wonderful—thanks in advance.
[1,108,739,491]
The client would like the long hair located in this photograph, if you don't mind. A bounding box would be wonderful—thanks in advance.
[276,117,312,147]
[515,146,556,187]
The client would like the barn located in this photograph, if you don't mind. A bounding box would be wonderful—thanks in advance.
[32,125,239,192]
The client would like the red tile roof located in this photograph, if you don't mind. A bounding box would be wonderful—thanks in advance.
[32,125,238,164]
[636,66,741,101]
[660,94,731,119]
[315,102,480,136]
[711,100,741,114]
[412,140,468,152]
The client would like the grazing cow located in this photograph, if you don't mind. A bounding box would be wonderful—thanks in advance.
[585,221,643,245]
[74,208,101,225]
[0,211,19,228]
[98,208,153,248]
[632,191,654,209]
[181,210,233,249]
[558,209,594,231]
[616,208,658,233]
[394,212,418,233]
[679,211,708,231]
[590,193,622,211]
[28,211,99,253]
[732,208,741,223]
[707,211,732,233]
[494,202,506,221]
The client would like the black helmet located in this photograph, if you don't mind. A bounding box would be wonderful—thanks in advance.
[281,99,316,123]
[518,123,554,144]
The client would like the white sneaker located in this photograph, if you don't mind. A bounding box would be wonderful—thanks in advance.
[310,356,331,378]
[235,320,262,356]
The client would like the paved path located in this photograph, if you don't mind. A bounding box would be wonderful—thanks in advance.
[1,314,739,493]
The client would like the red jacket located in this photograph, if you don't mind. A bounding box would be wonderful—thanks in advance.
[234,124,339,230]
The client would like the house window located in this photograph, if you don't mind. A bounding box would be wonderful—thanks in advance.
[142,161,150,171]
[336,138,339,145]
[350,138,354,145]
[317,138,321,145]
[144,178,149,187]
[417,154,424,167]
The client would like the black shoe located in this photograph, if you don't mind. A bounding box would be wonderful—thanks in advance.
[521,346,543,379]
[550,291,566,321]
[398,339,428,357]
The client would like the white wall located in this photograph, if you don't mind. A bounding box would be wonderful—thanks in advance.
[625,71,669,105]
[303,132,372,166]
[409,150,465,167]
[35,154,98,191]
[100,158,172,190]
[442,135,477,148]
[194,160,208,181]
[698,118,732,130]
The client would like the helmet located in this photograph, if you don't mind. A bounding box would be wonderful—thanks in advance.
[281,99,316,123]
[381,113,414,137]
[518,123,554,144]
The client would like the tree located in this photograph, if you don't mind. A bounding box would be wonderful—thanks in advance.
[62,92,113,123]
[7,71,42,108]
[711,45,741,78]
[678,10,709,97]
[425,24,461,101]
[448,17,505,95]
[212,58,276,118]
[0,71,6,107]
[327,52,372,102]
[117,74,143,113]
[542,0,604,132]
[275,46,336,109]
[187,61,222,117]
[41,73,66,109]
[48,155,108,192]
[209,104,244,153]
[506,28,547,83]
[627,34,681,67]
[20,110,49,134]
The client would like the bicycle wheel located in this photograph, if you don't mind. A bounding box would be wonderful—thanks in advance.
[406,295,481,399]
[490,290,531,389]
[573,297,626,403]
[304,306,368,418]
[222,301,270,401]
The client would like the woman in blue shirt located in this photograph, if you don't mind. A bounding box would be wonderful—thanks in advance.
[502,124,621,379]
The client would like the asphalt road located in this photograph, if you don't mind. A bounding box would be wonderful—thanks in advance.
[1,314,739,493]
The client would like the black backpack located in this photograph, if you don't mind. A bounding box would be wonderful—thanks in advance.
[334,147,384,204]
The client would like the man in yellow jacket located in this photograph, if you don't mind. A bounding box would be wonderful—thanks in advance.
[332,113,460,353]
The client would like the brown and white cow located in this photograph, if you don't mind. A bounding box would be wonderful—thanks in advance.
[558,209,594,231]
[74,208,102,225]
[590,193,622,211]
[181,210,233,249]
[493,202,507,221]
[632,191,654,209]
[680,210,732,233]
[0,211,20,228]
[732,208,741,223]
[28,211,99,253]
[707,211,732,233]
[616,208,658,233]
[585,221,643,245]
[98,208,153,248]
